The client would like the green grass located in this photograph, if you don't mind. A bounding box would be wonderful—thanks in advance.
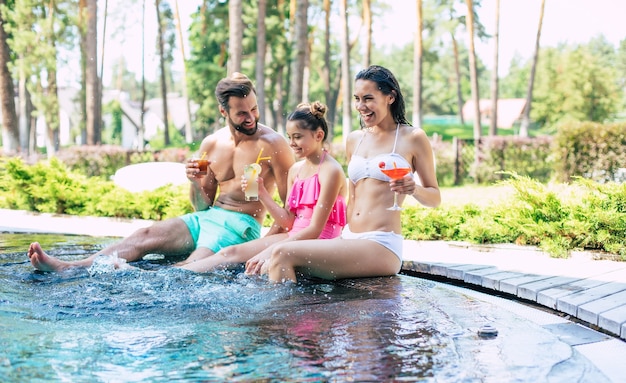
[422,122,550,141]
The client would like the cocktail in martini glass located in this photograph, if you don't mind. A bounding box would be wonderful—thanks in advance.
[379,162,411,211]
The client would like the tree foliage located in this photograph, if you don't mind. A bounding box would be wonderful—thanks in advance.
[0,0,625,154]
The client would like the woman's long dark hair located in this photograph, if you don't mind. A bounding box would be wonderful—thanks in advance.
[355,65,410,127]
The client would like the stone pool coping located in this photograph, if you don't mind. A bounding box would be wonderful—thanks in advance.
[2,208,626,382]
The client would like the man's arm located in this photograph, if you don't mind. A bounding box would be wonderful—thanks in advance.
[188,139,219,211]
[189,169,218,211]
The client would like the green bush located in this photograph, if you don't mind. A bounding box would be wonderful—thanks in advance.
[402,173,626,259]
[55,145,191,180]
[475,136,554,183]
[2,155,626,260]
[0,157,193,220]
[552,121,626,183]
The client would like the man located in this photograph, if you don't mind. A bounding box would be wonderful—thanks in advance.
[28,72,295,272]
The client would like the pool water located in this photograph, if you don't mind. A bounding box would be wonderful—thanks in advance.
[0,233,607,382]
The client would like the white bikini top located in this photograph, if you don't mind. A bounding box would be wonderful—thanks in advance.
[347,123,412,184]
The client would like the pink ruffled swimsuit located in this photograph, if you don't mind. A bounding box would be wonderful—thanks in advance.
[287,153,347,239]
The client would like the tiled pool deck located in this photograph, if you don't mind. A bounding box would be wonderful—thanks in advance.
[2,208,626,382]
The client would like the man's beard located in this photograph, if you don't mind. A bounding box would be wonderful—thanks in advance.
[230,117,259,136]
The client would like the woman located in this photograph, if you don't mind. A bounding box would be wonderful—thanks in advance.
[248,65,440,283]
[180,101,347,273]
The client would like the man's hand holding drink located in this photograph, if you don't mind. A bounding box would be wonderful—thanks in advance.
[242,148,271,201]
[188,152,209,179]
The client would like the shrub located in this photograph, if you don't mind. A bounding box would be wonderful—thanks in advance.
[402,173,626,259]
[552,121,626,183]
[55,145,191,180]
[475,135,554,183]
[0,157,193,220]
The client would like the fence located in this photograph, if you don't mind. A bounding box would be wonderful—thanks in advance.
[434,136,555,186]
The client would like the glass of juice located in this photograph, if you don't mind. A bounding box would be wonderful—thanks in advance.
[243,163,262,201]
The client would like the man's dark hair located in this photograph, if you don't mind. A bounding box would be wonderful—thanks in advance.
[215,72,257,111]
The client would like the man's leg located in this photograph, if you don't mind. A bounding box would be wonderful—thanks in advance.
[28,217,195,272]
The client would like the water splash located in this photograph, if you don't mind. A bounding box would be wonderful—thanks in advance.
[88,252,131,275]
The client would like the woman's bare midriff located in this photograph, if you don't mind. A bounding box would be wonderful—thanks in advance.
[348,180,403,234]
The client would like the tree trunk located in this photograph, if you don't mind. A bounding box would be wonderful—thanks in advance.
[465,0,481,177]
[339,0,351,145]
[275,67,285,136]
[362,0,371,68]
[283,0,297,111]
[322,0,335,141]
[302,37,311,103]
[155,0,170,146]
[519,0,545,137]
[451,34,464,125]
[290,0,308,109]
[18,67,32,153]
[98,0,108,146]
[79,0,87,144]
[0,1,19,154]
[174,0,193,142]
[227,0,243,75]
[255,0,267,124]
[139,0,146,150]
[489,0,500,136]
[86,0,100,145]
[412,0,423,129]
[465,1,481,134]
[44,67,59,156]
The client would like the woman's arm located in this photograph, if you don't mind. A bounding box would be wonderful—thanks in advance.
[407,127,441,208]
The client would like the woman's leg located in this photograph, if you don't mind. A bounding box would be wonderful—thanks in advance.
[267,238,401,283]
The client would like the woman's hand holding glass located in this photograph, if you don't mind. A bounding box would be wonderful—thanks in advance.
[379,162,413,210]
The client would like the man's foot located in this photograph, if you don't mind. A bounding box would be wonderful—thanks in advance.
[28,242,70,272]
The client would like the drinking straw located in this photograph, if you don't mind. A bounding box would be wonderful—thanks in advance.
[255,148,271,164]
[200,152,207,160]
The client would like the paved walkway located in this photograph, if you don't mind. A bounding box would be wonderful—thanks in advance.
[402,240,626,340]
[3,208,626,382]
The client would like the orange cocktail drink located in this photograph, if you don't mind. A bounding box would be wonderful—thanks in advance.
[379,162,411,211]
[380,167,411,180]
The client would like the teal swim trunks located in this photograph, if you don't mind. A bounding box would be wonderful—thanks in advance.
[179,206,262,253]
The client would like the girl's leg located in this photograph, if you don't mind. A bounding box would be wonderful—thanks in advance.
[177,233,289,273]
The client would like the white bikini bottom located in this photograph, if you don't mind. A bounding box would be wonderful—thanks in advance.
[341,225,403,262]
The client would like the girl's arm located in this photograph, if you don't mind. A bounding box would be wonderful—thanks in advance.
[252,164,298,231]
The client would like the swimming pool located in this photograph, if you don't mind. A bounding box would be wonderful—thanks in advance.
[0,233,609,382]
